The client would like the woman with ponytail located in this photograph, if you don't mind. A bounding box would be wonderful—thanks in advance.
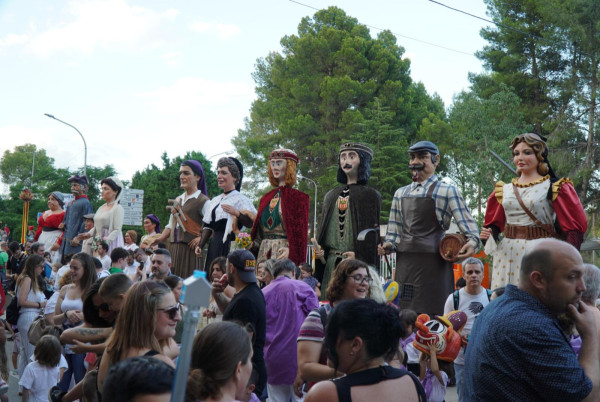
[187,321,253,402]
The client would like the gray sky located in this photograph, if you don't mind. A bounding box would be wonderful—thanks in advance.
[0,0,489,191]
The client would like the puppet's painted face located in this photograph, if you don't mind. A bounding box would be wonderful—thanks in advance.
[270,158,287,183]
[413,311,467,363]
[340,150,360,179]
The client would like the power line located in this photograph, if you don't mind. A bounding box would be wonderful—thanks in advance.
[288,0,476,57]
[428,0,596,59]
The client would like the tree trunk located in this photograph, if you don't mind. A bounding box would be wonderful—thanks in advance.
[581,58,598,204]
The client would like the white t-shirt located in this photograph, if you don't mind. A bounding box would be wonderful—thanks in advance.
[443,287,490,365]
[123,264,139,279]
[44,292,60,316]
[19,356,67,402]
[55,265,70,287]
[100,255,112,271]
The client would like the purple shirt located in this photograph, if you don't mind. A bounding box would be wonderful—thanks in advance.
[262,276,319,385]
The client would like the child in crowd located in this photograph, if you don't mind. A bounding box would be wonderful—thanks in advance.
[243,368,261,402]
[419,343,452,402]
[19,335,65,402]
[299,263,321,298]
[399,309,419,376]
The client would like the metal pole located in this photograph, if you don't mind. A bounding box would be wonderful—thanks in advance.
[44,114,87,177]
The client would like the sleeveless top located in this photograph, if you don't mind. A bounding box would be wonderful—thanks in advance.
[61,287,84,315]
[332,366,427,402]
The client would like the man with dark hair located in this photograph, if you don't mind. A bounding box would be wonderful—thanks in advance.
[211,249,266,398]
[97,241,111,271]
[263,259,318,401]
[7,241,25,280]
[315,143,381,298]
[109,247,128,274]
[150,248,171,281]
[463,239,599,401]
[379,140,480,316]
[59,175,93,257]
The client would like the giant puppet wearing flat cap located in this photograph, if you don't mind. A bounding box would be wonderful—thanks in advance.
[315,143,381,299]
[59,174,93,258]
[250,149,309,266]
[378,141,480,316]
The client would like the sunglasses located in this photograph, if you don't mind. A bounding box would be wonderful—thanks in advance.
[157,303,180,320]
[96,303,110,312]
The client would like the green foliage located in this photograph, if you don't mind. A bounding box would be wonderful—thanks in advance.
[470,0,600,208]
[0,144,116,241]
[233,6,445,228]
[442,87,531,223]
[130,151,218,232]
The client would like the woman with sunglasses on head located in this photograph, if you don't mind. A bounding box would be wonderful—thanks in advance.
[481,133,587,289]
[294,259,372,397]
[97,280,181,397]
[53,252,97,393]
[77,177,126,255]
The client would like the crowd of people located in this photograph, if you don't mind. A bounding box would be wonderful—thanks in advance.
[0,132,595,401]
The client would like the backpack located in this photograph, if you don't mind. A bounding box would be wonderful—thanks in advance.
[6,295,19,326]
[453,288,492,310]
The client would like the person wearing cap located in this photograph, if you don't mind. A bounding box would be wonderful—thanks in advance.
[34,191,66,264]
[480,133,587,289]
[59,175,93,259]
[77,177,125,255]
[250,149,309,266]
[378,140,480,316]
[151,160,210,278]
[196,157,256,272]
[81,213,95,255]
[211,249,267,399]
[314,143,381,299]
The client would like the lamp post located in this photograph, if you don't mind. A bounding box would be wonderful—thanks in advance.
[44,114,87,177]
[299,175,318,237]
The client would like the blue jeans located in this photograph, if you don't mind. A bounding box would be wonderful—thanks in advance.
[58,353,86,392]
[454,362,465,402]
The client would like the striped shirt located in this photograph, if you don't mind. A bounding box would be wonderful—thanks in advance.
[297,304,332,343]
[384,175,480,250]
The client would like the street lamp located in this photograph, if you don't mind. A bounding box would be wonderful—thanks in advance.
[44,114,87,177]
[298,175,318,237]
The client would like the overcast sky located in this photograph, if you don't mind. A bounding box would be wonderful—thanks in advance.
[0,0,489,192]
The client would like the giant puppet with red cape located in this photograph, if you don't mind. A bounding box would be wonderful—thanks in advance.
[251,149,309,266]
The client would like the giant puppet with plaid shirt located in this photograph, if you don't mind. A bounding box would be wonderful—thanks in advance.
[379,141,480,316]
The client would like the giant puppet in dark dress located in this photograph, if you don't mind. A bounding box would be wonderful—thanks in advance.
[251,149,309,266]
[315,143,381,298]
